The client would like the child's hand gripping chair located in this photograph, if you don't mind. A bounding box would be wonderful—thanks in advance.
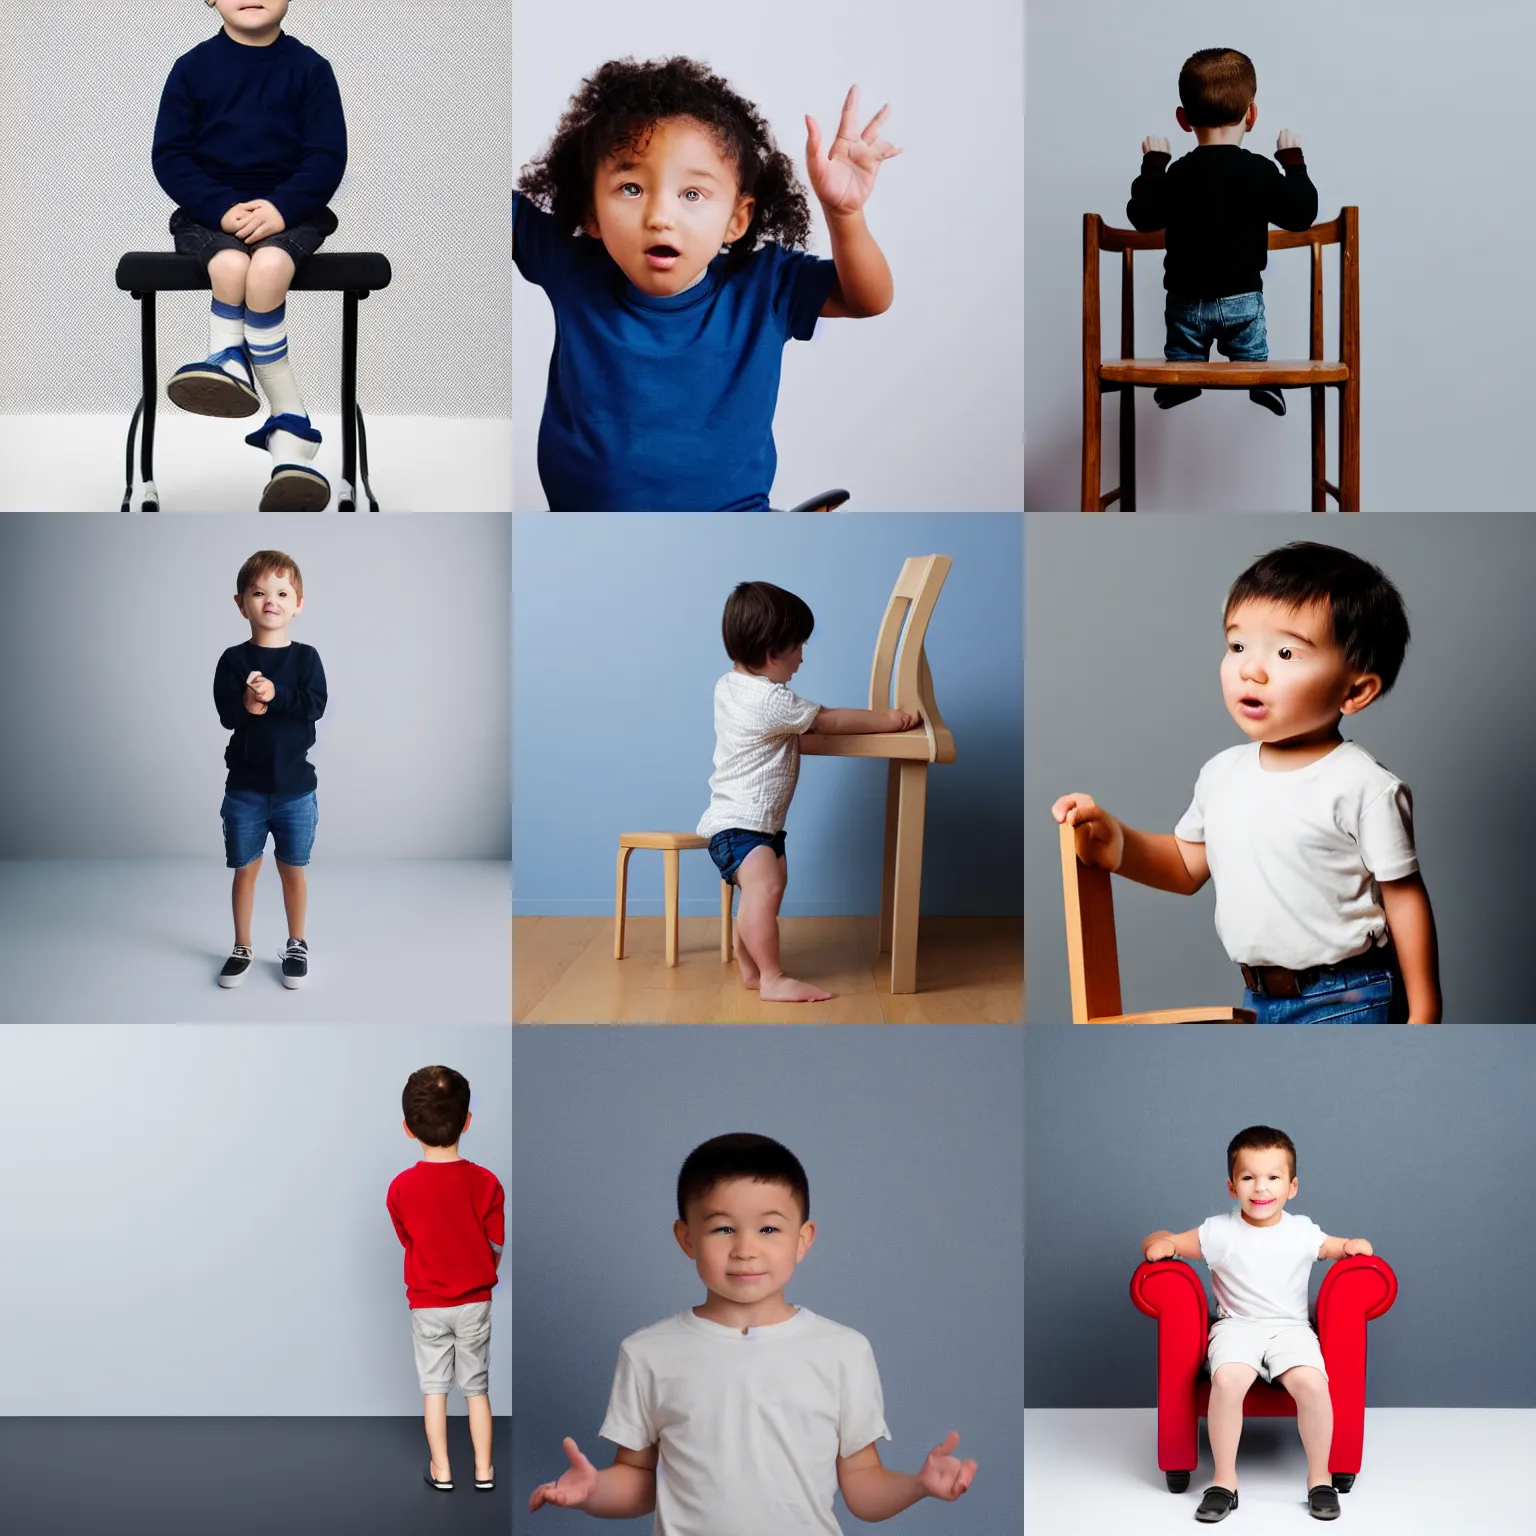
[1130,1253,1398,1494]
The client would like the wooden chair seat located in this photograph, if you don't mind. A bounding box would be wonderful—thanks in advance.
[618,831,709,852]
[615,832,732,967]
[1100,358,1349,388]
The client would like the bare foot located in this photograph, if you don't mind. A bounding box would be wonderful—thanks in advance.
[737,958,761,990]
[759,974,833,1003]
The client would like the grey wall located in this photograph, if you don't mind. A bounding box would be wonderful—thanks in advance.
[1025,515,1536,1024]
[0,0,510,417]
[512,0,1024,511]
[0,1024,511,1415]
[1024,1026,1536,1407]
[1026,0,1536,510]
[512,1027,1023,1533]
[0,514,509,858]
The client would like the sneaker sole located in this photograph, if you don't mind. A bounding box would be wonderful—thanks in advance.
[281,973,308,989]
[261,470,330,513]
[217,972,248,989]
[167,372,261,418]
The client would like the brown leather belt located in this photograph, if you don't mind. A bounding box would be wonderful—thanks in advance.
[1240,946,1397,1000]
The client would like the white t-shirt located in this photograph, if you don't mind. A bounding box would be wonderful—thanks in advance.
[1173,740,1418,969]
[599,1307,890,1536]
[697,672,822,839]
[1197,1208,1328,1322]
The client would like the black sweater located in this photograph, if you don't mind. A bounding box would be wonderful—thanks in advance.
[214,641,327,796]
[1127,144,1318,298]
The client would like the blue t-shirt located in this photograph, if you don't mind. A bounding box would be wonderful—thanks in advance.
[513,192,838,511]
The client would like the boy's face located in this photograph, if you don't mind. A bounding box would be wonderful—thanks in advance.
[761,643,803,684]
[586,117,755,296]
[234,567,303,632]
[674,1177,815,1304]
[1227,1145,1298,1228]
[1221,597,1381,748]
[209,0,289,39]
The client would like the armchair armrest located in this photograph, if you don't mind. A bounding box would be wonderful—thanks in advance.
[1315,1255,1397,1475]
[1131,1259,1209,1472]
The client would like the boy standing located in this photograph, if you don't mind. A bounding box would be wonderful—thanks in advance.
[1128,47,1318,415]
[529,1133,977,1528]
[1142,1125,1375,1522]
[388,1066,505,1494]
[213,549,326,989]
[698,582,919,1002]
[153,0,346,510]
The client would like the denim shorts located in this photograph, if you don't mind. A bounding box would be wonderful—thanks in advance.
[707,827,787,885]
[1165,291,1268,362]
[221,788,318,869]
[170,206,339,270]
[1243,954,1404,1025]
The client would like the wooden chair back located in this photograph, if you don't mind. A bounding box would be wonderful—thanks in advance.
[1059,818,1125,1022]
[868,555,956,763]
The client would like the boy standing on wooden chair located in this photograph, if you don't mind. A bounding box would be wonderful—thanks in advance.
[1128,47,1317,417]
[698,582,917,1002]
[1142,1125,1374,1523]
[153,0,346,510]
[1053,542,1441,1024]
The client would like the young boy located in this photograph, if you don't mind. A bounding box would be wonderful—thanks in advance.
[1053,542,1441,1024]
[698,581,919,1002]
[213,549,326,988]
[513,57,899,509]
[529,1132,977,1528]
[388,1066,505,1494]
[153,0,347,510]
[1141,1125,1375,1523]
[1127,47,1318,416]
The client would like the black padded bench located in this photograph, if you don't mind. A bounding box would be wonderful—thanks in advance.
[114,251,392,512]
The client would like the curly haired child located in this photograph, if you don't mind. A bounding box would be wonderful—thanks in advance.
[513,57,901,511]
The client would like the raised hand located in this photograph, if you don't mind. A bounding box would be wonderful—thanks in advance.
[805,85,902,215]
[1142,135,1171,155]
[246,671,275,704]
[1049,792,1124,872]
[918,1432,977,1501]
[1276,128,1302,152]
[528,1437,600,1513]
[231,198,286,244]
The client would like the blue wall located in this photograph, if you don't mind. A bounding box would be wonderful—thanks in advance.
[512,514,1022,916]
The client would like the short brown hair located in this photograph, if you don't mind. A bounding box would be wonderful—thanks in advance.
[236,549,303,601]
[677,1132,809,1222]
[403,1066,471,1148]
[722,581,814,669]
[1179,48,1257,128]
[1227,1124,1296,1180]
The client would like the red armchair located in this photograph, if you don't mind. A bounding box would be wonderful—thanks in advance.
[1130,1255,1398,1494]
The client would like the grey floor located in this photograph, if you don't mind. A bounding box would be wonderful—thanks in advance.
[0,860,508,1023]
[0,1417,512,1534]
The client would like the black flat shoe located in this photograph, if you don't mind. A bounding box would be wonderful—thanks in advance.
[424,1464,452,1492]
[1249,386,1286,416]
[474,1470,495,1491]
[1195,1485,1238,1522]
[1154,384,1202,410]
[1309,1485,1341,1520]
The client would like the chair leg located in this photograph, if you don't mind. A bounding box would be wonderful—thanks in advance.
[663,848,681,967]
[1310,384,1327,512]
[613,845,633,959]
[877,760,900,956]
[1119,384,1137,512]
[889,761,928,995]
[720,881,734,963]
[339,291,360,511]
[356,406,379,511]
[138,292,159,511]
[1082,373,1102,511]
[1339,379,1360,511]
[122,400,142,514]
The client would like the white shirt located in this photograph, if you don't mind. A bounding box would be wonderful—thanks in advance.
[599,1307,890,1536]
[1174,740,1418,969]
[1198,1208,1327,1322]
[697,672,822,839]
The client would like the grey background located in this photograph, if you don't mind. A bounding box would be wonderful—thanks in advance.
[0,1024,512,1414]
[1026,0,1536,510]
[1024,1026,1536,1407]
[1025,514,1535,1024]
[0,0,511,417]
[512,0,1024,511]
[512,1027,1023,1534]
[0,514,510,857]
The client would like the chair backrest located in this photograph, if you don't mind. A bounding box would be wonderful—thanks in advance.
[1058,818,1124,1023]
[867,555,955,763]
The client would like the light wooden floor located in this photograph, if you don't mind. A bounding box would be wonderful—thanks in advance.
[513,915,1023,1024]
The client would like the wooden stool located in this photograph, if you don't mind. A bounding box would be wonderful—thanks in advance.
[615,832,734,968]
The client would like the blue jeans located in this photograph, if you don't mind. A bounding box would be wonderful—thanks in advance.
[221,789,318,870]
[1244,954,1404,1025]
[707,827,786,885]
[1165,291,1268,363]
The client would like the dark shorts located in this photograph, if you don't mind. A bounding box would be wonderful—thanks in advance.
[170,206,339,271]
[221,788,318,870]
[707,827,786,885]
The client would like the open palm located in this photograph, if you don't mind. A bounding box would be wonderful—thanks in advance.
[919,1431,978,1501]
[805,85,902,214]
[528,1437,599,1512]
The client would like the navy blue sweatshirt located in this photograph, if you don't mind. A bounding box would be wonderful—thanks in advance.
[214,641,327,796]
[1127,144,1318,298]
[153,30,347,230]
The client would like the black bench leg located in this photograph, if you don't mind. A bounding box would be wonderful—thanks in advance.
[137,291,160,511]
[356,406,379,511]
[122,400,142,513]
[339,291,360,510]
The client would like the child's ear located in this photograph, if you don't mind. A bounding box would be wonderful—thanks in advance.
[1340,672,1383,716]
[1175,106,1193,134]
[402,1118,418,1142]
[673,1218,696,1259]
[1246,102,1258,131]
[724,195,755,246]
[795,1220,817,1262]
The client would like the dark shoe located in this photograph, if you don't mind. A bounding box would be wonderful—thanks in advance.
[259,464,330,512]
[1195,1486,1239,1522]
[167,347,260,417]
[1309,1485,1341,1520]
[474,1470,495,1491]
[1154,385,1202,409]
[424,1463,452,1492]
[217,945,253,988]
[1250,387,1286,416]
[280,937,309,989]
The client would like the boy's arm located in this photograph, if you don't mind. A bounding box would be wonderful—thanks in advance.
[265,59,348,229]
[1268,131,1319,231]
[1379,873,1441,1024]
[837,1434,976,1520]
[1319,1235,1374,1260]
[1142,1227,1203,1263]
[1126,138,1172,231]
[528,1439,658,1517]
[806,87,899,318]
[213,653,254,729]
[809,706,920,736]
[1051,793,1210,894]
[264,652,328,723]
[152,63,243,230]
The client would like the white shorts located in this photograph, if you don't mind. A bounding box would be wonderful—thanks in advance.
[411,1301,492,1397]
[1206,1318,1327,1385]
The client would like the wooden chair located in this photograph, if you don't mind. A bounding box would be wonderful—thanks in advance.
[1058,820,1253,1023]
[614,831,734,968]
[801,555,956,994]
[1081,207,1358,512]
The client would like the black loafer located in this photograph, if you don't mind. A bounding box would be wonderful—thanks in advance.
[474,1471,495,1491]
[1195,1486,1238,1522]
[424,1463,452,1492]
[1309,1485,1341,1520]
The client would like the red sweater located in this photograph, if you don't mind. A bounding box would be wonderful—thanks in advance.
[387,1158,505,1309]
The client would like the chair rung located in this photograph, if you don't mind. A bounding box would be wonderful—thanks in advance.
[1099,488,1121,510]
[1324,480,1340,500]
